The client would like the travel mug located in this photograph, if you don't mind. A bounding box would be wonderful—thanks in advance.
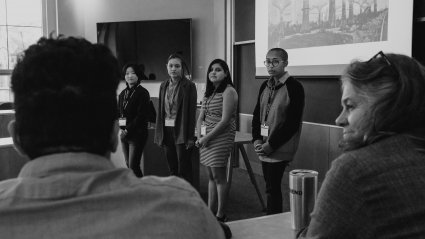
[289,169,318,231]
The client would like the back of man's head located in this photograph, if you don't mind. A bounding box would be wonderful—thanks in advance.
[10,36,120,159]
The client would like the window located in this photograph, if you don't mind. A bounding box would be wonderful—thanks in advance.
[0,0,43,102]
[0,0,42,70]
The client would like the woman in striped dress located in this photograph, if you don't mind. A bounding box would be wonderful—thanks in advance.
[196,59,238,222]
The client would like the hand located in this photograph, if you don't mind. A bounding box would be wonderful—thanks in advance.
[186,139,195,149]
[253,140,263,150]
[196,137,209,148]
[120,129,128,139]
[254,143,273,157]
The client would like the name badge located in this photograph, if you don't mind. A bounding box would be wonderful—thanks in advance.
[165,119,175,127]
[201,124,207,136]
[261,124,269,137]
[119,117,127,127]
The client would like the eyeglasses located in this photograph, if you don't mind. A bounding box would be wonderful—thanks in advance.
[264,59,285,67]
[368,51,399,77]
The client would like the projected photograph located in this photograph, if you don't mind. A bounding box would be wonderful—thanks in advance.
[268,0,389,49]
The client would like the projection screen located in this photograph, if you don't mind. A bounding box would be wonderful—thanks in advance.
[255,0,414,76]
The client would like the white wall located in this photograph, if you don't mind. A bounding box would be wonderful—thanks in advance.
[54,0,228,164]
[56,0,227,100]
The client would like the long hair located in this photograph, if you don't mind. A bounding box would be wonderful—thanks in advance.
[204,59,233,98]
[167,53,190,80]
[341,53,425,151]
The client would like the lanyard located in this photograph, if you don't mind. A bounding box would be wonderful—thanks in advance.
[263,79,289,123]
[121,85,138,116]
[166,79,180,111]
[264,85,275,123]
[204,92,217,117]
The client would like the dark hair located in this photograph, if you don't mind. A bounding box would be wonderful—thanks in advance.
[11,36,120,159]
[122,63,142,87]
[167,53,190,79]
[204,59,233,98]
[268,48,288,61]
[342,53,425,150]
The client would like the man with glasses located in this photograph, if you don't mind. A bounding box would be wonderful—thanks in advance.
[252,48,305,215]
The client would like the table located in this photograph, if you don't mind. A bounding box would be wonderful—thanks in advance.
[0,137,13,149]
[227,131,266,211]
[227,212,297,239]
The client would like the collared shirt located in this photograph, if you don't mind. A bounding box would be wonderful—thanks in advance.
[164,78,181,120]
[267,71,289,88]
[0,152,224,239]
[255,72,304,163]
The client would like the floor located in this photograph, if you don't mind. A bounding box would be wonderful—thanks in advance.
[198,165,291,222]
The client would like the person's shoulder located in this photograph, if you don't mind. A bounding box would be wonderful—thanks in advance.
[185,78,196,88]
[286,76,303,89]
[129,176,225,238]
[223,85,237,96]
[0,178,21,200]
[135,175,199,196]
[136,85,149,94]
[330,136,409,179]
[118,88,126,97]
[257,80,269,94]
[160,80,168,87]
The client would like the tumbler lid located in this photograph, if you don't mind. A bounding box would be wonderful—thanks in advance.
[289,169,318,177]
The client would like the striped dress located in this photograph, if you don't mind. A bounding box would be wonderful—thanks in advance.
[200,87,236,167]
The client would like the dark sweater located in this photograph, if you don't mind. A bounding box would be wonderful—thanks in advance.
[118,84,150,140]
[298,134,425,238]
[252,74,305,162]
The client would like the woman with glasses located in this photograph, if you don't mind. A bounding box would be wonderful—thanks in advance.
[252,48,305,215]
[154,53,197,185]
[298,53,425,238]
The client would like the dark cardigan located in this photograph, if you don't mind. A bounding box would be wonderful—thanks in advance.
[154,78,197,146]
[118,84,151,141]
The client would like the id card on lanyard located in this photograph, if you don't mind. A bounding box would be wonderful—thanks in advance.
[119,117,127,127]
[165,118,175,127]
[164,80,180,127]
[200,93,215,136]
[119,86,138,128]
[201,123,207,136]
[261,124,269,137]
[262,85,275,137]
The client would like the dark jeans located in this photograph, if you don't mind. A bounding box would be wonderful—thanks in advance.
[163,127,193,185]
[261,160,289,215]
[121,133,148,178]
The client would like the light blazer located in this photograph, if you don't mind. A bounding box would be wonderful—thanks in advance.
[154,77,197,146]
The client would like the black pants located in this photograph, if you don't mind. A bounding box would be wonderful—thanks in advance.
[163,127,193,185]
[261,160,289,215]
[121,133,148,178]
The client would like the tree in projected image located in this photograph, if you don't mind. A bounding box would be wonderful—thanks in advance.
[0,0,42,70]
[268,0,389,50]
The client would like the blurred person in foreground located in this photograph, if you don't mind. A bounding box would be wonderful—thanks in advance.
[298,52,425,238]
[0,36,225,239]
